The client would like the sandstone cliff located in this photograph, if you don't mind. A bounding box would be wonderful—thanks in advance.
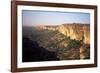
[58,23,90,44]
[35,23,90,44]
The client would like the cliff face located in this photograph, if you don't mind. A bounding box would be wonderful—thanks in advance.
[36,23,90,44]
[58,24,90,44]
[83,25,90,44]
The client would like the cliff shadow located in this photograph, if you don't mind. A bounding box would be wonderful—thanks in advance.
[22,36,59,62]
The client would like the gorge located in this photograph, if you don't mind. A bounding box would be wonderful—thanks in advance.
[23,23,90,61]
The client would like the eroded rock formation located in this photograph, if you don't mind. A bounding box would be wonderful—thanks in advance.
[58,23,90,44]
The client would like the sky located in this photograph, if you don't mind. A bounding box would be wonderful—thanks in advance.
[22,10,90,26]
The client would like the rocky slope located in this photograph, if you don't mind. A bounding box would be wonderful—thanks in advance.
[38,23,90,44]
[23,23,90,61]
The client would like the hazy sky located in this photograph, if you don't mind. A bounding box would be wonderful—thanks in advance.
[22,10,90,26]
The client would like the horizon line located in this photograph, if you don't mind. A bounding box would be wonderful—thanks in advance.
[23,22,90,26]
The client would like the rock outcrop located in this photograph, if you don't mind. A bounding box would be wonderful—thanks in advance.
[36,23,90,44]
[58,23,90,44]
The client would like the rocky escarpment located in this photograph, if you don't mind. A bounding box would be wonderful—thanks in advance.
[58,23,90,44]
[37,23,90,44]
[23,23,90,60]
